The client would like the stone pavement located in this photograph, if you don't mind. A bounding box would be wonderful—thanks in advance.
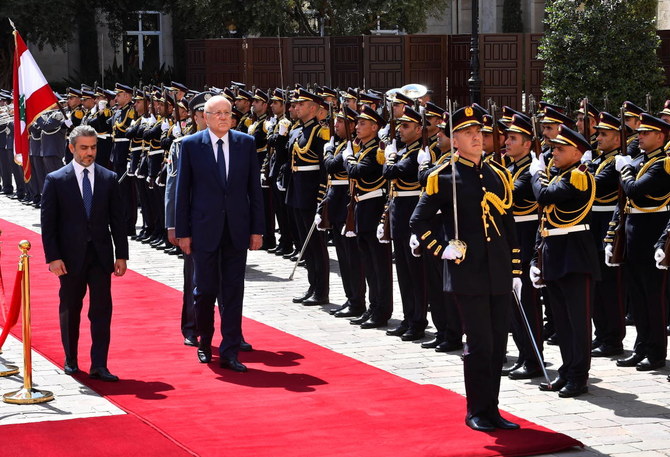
[1,193,669,456]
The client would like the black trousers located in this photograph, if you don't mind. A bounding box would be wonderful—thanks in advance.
[394,234,427,331]
[112,144,137,236]
[332,222,366,308]
[136,175,154,235]
[10,153,26,197]
[58,243,113,369]
[357,231,393,321]
[510,261,544,369]
[455,293,510,419]
[0,147,14,193]
[545,273,594,385]
[293,207,329,298]
[625,262,668,361]
[192,223,247,358]
[424,252,462,344]
[593,256,626,348]
[262,185,276,247]
[181,252,197,339]
[271,180,293,249]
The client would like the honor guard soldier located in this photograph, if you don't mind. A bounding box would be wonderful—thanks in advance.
[344,105,393,328]
[540,107,576,158]
[660,100,670,124]
[35,107,68,208]
[415,111,464,352]
[249,89,276,250]
[529,125,600,398]
[318,106,366,318]
[110,83,138,236]
[623,101,644,157]
[381,105,427,341]
[234,89,254,133]
[287,89,330,306]
[341,88,358,111]
[358,91,382,112]
[577,101,599,149]
[501,113,545,379]
[318,86,339,110]
[589,112,626,357]
[266,89,295,257]
[85,88,115,170]
[410,105,521,432]
[422,102,445,162]
[608,113,670,373]
[26,112,42,206]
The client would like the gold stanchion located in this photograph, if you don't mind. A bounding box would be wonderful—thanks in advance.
[3,240,54,404]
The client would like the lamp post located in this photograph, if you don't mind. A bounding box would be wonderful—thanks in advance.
[467,0,481,105]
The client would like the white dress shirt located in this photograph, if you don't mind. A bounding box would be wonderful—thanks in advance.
[71,160,95,197]
[208,129,230,179]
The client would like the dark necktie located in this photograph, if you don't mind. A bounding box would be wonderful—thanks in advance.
[217,138,227,187]
[82,168,92,218]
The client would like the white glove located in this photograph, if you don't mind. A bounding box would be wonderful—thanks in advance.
[615,155,633,172]
[342,225,357,238]
[384,140,397,160]
[529,266,545,289]
[409,234,421,258]
[314,213,325,231]
[376,223,389,243]
[161,119,170,132]
[142,114,157,126]
[342,141,354,160]
[512,277,523,297]
[323,137,335,155]
[64,118,73,128]
[278,118,291,136]
[529,154,545,176]
[98,100,108,111]
[580,150,592,163]
[417,146,430,165]
[378,124,390,140]
[655,248,667,270]
[604,244,620,267]
[441,243,464,260]
[173,122,182,137]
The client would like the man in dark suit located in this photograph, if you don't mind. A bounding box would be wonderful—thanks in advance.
[175,95,264,373]
[41,125,128,382]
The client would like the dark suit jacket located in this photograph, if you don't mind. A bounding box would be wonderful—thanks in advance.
[174,128,264,252]
[41,162,129,275]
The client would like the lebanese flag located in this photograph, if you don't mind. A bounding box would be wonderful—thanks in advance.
[13,29,58,182]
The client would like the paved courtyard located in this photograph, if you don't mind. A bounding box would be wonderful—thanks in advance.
[0,193,669,456]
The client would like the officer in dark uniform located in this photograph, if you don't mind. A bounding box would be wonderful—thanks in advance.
[319,106,366,318]
[345,106,393,329]
[609,113,670,372]
[26,111,42,205]
[576,101,599,149]
[529,124,600,398]
[381,105,427,341]
[410,105,521,432]
[286,89,330,305]
[234,89,254,134]
[589,112,626,357]
[36,107,68,207]
[503,113,544,379]
[110,83,137,236]
[85,88,115,170]
[623,101,644,158]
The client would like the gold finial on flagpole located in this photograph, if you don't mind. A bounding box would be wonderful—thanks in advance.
[3,240,54,404]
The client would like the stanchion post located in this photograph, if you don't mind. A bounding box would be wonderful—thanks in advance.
[3,240,54,404]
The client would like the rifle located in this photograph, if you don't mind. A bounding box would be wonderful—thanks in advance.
[531,113,546,286]
[491,101,502,163]
[316,102,335,230]
[582,97,591,145]
[344,111,357,235]
[603,93,609,112]
[646,93,651,113]
[610,105,628,264]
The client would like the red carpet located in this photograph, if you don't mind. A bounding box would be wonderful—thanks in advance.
[0,218,582,457]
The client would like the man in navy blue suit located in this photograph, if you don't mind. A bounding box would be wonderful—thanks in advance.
[41,125,128,382]
[175,95,264,372]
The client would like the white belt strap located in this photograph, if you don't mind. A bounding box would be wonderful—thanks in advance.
[355,188,383,202]
[542,224,590,237]
[330,179,350,186]
[626,205,670,214]
[148,149,165,156]
[97,134,111,139]
[129,146,143,152]
[514,214,538,223]
[113,138,130,143]
[395,190,421,197]
[293,165,320,172]
[591,205,616,212]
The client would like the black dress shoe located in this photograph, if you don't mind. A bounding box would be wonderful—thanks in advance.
[184,336,198,347]
[292,289,314,304]
[591,345,624,357]
[558,382,588,398]
[350,311,372,325]
[401,329,425,341]
[616,352,645,367]
[220,357,247,372]
[421,338,442,349]
[508,364,542,380]
[240,339,253,352]
[636,357,666,371]
[330,302,350,315]
[267,246,279,254]
[89,367,119,382]
[64,360,79,375]
[197,347,212,363]
[334,306,366,318]
[490,414,520,430]
[283,249,298,259]
[435,341,464,353]
[539,376,567,392]
[465,415,496,432]
[624,313,635,326]
[501,361,523,376]
[546,334,559,345]
[360,319,388,329]
[302,295,329,306]
[275,246,293,256]
[386,325,409,336]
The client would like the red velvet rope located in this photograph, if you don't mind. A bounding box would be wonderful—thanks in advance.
[0,269,24,349]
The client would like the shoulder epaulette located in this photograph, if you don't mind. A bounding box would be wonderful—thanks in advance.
[319,127,330,141]
[569,165,589,191]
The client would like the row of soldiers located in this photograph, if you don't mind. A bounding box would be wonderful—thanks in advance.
[1,81,669,397]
